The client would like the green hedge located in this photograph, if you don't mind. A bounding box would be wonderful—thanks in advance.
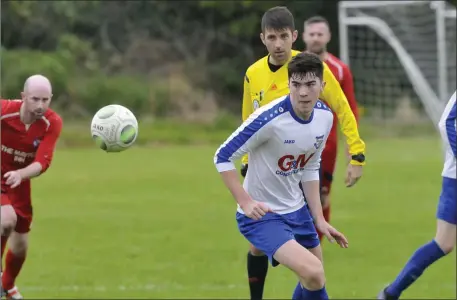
[2,49,437,149]
[1,49,160,117]
[1,49,72,100]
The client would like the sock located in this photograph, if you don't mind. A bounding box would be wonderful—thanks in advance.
[247,252,268,300]
[301,285,329,300]
[2,250,26,291]
[386,240,446,297]
[318,206,331,241]
[292,282,302,299]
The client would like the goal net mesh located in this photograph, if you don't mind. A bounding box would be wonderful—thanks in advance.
[342,1,456,123]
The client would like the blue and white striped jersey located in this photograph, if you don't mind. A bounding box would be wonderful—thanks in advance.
[214,95,333,214]
[439,91,456,179]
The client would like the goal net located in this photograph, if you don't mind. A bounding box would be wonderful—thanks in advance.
[338,1,456,126]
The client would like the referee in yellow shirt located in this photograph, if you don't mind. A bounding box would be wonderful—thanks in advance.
[241,6,366,300]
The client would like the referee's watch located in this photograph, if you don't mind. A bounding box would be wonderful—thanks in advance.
[351,153,366,163]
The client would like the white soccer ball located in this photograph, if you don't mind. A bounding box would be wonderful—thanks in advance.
[90,104,139,152]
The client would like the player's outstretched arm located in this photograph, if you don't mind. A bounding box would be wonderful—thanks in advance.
[214,106,271,174]
[320,64,365,187]
[302,179,348,248]
[218,169,271,220]
[341,65,359,162]
[320,64,365,163]
[341,65,359,122]
[301,121,349,248]
[4,115,63,188]
[301,157,348,247]
[214,110,272,219]
[33,115,63,174]
[301,134,328,224]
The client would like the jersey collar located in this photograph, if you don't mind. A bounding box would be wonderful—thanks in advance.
[285,95,315,125]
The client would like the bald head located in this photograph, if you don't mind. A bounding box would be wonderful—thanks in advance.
[24,74,52,94]
[21,75,53,119]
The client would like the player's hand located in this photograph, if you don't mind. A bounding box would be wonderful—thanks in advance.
[4,171,22,189]
[345,164,363,187]
[240,199,272,220]
[240,164,248,178]
[315,219,348,248]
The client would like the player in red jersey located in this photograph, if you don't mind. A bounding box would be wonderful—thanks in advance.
[1,75,62,299]
[303,16,360,242]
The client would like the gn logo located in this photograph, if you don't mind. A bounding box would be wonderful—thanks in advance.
[284,140,295,144]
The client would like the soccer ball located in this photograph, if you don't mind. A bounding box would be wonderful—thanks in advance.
[91,104,139,152]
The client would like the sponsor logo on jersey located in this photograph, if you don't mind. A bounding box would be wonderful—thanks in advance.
[1,145,36,163]
[276,153,315,176]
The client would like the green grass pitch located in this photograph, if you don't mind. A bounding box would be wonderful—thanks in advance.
[10,136,456,299]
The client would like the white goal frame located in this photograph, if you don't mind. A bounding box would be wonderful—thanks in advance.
[338,0,456,126]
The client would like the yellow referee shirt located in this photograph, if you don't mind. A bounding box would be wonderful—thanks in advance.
[241,50,365,166]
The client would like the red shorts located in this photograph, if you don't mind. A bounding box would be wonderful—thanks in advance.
[321,127,338,195]
[1,181,33,233]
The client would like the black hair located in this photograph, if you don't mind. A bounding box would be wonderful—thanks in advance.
[261,6,295,33]
[288,52,323,80]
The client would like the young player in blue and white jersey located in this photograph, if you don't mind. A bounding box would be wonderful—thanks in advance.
[378,91,456,300]
[214,52,348,300]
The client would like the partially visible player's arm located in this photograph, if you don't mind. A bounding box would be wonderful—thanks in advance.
[340,64,359,160]
[19,115,63,179]
[241,74,252,169]
[15,163,42,180]
[214,112,271,206]
[341,65,359,122]
[438,91,457,157]
[301,120,331,223]
[320,63,365,165]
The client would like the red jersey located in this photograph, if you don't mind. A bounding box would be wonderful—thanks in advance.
[1,99,62,188]
[324,53,359,145]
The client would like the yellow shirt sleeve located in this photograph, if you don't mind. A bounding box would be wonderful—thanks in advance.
[320,63,366,165]
[241,73,251,165]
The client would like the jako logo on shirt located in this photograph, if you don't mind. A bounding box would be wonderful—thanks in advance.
[276,153,315,176]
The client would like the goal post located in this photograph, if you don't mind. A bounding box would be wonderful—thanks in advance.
[338,0,456,126]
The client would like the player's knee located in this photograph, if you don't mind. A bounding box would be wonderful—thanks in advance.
[1,205,17,236]
[297,257,326,290]
[249,244,265,256]
[8,232,28,255]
